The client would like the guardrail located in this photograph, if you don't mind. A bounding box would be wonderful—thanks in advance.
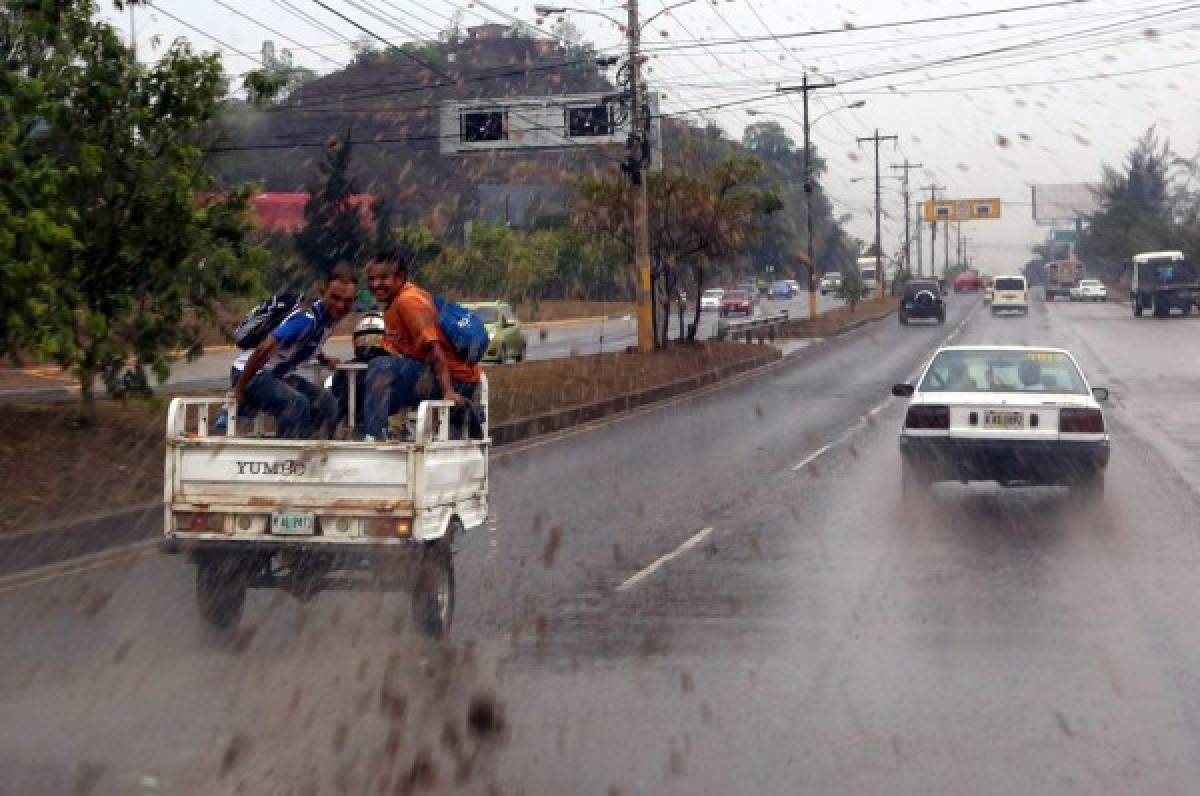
[715,310,790,343]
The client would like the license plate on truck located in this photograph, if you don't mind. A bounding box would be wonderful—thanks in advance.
[984,410,1024,430]
[271,511,315,535]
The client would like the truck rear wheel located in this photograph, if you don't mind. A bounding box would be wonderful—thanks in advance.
[195,555,248,632]
[411,521,459,640]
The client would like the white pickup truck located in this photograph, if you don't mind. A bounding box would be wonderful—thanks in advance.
[161,367,489,639]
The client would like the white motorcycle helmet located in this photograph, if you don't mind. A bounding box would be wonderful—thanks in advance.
[352,312,386,358]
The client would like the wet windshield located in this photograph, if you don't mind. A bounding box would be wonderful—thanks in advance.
[7,0,1200,791]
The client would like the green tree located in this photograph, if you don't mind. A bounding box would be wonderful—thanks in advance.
[836,267,866,311]
[576,151,782,345]
[1078,128,1179,279]
[242,43,316,107]
[3,0,264,423]
[295,136,370,281]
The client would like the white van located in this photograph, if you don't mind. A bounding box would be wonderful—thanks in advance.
[991,274,1028,315]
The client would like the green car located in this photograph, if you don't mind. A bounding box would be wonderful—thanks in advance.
[464,301,527,364]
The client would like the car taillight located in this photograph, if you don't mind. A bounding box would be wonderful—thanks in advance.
[904,405,949,430]
[1059,408,1105,433]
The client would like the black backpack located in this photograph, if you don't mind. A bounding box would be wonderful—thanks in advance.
[233,291,305,350]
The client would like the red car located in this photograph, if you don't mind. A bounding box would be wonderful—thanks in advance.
[953,270,982,293]
[719,290,754,317]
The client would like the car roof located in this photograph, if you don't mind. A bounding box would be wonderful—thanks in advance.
[935,345,1070,354]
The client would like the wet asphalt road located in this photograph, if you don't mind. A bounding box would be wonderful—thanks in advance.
[9,292,1200,793]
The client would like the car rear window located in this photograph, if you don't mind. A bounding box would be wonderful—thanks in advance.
[919,350,1089,394]
[725,291,749,300]
[995,277,1025,291]
[905,282,939,297]
[472,307,499,324]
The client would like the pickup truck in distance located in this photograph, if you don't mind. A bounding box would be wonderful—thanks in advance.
[1130,250,1199,318]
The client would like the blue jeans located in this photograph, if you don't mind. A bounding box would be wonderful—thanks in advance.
[362,356,478,438]
[230,368,338,439]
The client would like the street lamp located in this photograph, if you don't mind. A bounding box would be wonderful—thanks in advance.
[747,98,866,320]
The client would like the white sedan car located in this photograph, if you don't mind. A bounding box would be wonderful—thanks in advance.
[1069,279,1108,302]
[894,346,1110,506]
[700,288,725,312]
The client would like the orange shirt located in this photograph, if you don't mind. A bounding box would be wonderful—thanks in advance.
[382,283,481,384]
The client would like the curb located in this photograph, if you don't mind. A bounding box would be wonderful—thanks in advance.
[489,346,780,446]
[0,503,161,580]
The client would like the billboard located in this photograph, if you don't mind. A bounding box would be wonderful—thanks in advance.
[1031,183,1098,224]
[922,198,1002,222]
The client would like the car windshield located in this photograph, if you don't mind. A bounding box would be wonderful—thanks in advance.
[771,281,789,290]
[995,277,1025,290]
[724,291,749,301]
[920,349,1089,394]
[471,306,499,324]
[1079,280,1102,288]
[702,289,723,298]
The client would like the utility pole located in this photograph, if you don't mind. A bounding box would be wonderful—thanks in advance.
[915,201,923,276]
[944,220,950,275]
[857,129,898,299]
[627,0,654,351]
[779,75,836,321]
[890,159,922,277]
[920,183,945,278]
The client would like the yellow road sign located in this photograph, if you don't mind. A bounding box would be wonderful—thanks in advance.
[923,197,1002,222]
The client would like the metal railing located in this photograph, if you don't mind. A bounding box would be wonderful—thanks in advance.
[714,310,790,343]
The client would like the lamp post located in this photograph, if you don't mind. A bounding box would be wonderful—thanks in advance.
[747,98,865,321]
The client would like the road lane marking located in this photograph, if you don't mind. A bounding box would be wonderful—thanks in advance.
[792,444,832,471]
[617,527,713,591]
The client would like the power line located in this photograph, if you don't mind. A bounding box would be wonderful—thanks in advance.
[211,0,346,69]
[147,2,267,66]
[310,0,453,80]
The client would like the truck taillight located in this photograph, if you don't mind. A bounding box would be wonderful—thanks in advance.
[1059,408,1105,433]
[904,405,949,430]
[178,512,224,531]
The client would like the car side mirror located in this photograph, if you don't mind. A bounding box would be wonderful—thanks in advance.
[892,383,914,397]
[1092,387,1109,402]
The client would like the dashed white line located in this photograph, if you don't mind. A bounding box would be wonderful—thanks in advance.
[791,444,832,471]
[616,527,714,591]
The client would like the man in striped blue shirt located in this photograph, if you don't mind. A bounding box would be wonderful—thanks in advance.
[231,265,357,438]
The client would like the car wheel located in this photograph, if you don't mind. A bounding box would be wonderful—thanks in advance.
[195,555,249,632]
[498,344,510,364]
[411,534,456,641]
[937,311,946,325]
[898,313,908,325]
[1183,303,1192,317]
[1153,297,1170,317]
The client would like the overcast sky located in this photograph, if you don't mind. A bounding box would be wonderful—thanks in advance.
[109,1,1200,272]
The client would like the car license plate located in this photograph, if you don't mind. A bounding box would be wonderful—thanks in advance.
[984,410,1024,430]
[271,511,315,535]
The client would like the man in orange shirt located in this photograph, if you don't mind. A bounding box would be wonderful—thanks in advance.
[362,248,482,440]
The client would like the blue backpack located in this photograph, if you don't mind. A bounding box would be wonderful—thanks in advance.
[432,295,489,365]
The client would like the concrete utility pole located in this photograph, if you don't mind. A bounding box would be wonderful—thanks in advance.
[627,0,654,351]
[778,75,837,322]
[890,159,922,277]
[920,183,945,277]
[857,129,898,299]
